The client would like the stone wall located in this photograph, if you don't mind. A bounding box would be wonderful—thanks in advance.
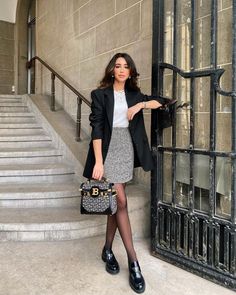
[36,0,153,185]
[0,20,14,94]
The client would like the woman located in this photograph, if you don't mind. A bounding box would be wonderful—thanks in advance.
[83,53,172,293]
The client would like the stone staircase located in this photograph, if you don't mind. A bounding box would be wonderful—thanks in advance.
[0,94,150,242]
[0,94,106,241]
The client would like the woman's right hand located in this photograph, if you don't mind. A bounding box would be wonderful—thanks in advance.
[92,162,104,180]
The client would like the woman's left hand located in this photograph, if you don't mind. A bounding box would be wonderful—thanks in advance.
[127,103,142,121]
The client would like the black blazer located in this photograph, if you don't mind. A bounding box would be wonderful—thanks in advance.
[83,86,156,179]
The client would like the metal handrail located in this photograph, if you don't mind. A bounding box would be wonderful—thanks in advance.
[27,56,91,141]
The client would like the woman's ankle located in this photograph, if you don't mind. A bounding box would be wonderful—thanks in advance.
[128,254,138,264]
[104,243,112,251]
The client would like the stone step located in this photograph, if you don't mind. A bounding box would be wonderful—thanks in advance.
[0,95,22,99]
[0,156,63,164]
[0,102,25,106]
[0,184,149,241]
[0,98,23,103]
[0,112,33,117]
[0,134,51,142]
[0,163,75,183]
[0,127,45,135]
[0,207,106,241]
[0,116,36,123]
[0,146,62,157]
[0,147,63,164]
[0,127,44,135]
[0,182,80,208]
[0,106,29,112]
[0,123,41,128]
[125,185,150,239]
[0,139,53,148]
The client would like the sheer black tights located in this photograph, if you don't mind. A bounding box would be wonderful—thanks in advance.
[104,183,137,262]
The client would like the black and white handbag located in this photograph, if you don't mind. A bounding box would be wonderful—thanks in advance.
[80,179,117,215]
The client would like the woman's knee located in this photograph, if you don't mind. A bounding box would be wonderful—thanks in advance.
[117,195,127,210]
[114,184,127,210]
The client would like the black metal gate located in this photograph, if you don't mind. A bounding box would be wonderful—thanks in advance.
[151,0,236,290]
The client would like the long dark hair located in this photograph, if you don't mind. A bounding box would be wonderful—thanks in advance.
[99,53,140,91]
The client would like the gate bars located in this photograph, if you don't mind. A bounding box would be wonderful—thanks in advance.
[151,0,236,290]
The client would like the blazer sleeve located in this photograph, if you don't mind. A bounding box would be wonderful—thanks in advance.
[89,90,105,140]
[139,92,166,105]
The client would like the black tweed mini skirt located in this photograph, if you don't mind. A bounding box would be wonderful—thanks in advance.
[104,127,134,183]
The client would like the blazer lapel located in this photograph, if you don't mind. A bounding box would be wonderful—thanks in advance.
[125,88,139,129]
[125,88,136,108]
[104,86,114,131]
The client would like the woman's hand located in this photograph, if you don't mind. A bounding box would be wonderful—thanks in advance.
[127,103,143,121]
[92,162,104,180]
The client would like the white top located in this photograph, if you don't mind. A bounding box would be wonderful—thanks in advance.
[113,90,129,128]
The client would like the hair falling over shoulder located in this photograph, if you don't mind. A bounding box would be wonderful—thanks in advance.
[98,53,140,91]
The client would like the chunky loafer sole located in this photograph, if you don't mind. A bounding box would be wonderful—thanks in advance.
[129,278,145,294]
[129,261,145,293]
[101,248,120,275]
[102,254,120,274]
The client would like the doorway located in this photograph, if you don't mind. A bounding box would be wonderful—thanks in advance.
[27,0,36,93]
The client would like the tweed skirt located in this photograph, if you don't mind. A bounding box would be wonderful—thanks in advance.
[104,127,134,183]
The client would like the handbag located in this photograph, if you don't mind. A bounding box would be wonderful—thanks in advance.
[80,179,117,215]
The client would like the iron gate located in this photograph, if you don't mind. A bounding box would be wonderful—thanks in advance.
[151,0,236,290]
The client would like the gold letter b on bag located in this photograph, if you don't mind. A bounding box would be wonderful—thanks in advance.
[90,186,100,197]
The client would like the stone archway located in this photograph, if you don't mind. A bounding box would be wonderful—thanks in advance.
[14,0,32,94]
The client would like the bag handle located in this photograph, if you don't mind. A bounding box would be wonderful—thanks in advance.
[88,177,109,183]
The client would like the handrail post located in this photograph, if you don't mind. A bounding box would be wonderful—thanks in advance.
[27,56,92,143]
[51,73,56,111]
[76,96,82,141]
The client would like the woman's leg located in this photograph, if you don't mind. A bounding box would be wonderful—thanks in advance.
[102,213,120,274]
[103,183,145,293]
[104,214,117,250]
[104,183,137,261]
[113,183,137,262]
[114,183,145,293]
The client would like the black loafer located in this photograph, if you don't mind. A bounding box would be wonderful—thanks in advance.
[102,247,120,275]
[129,261,145,293]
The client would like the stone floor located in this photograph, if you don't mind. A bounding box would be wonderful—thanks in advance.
[0,235,234,295]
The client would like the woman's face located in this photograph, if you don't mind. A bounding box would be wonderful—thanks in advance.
[113,57,130,84]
